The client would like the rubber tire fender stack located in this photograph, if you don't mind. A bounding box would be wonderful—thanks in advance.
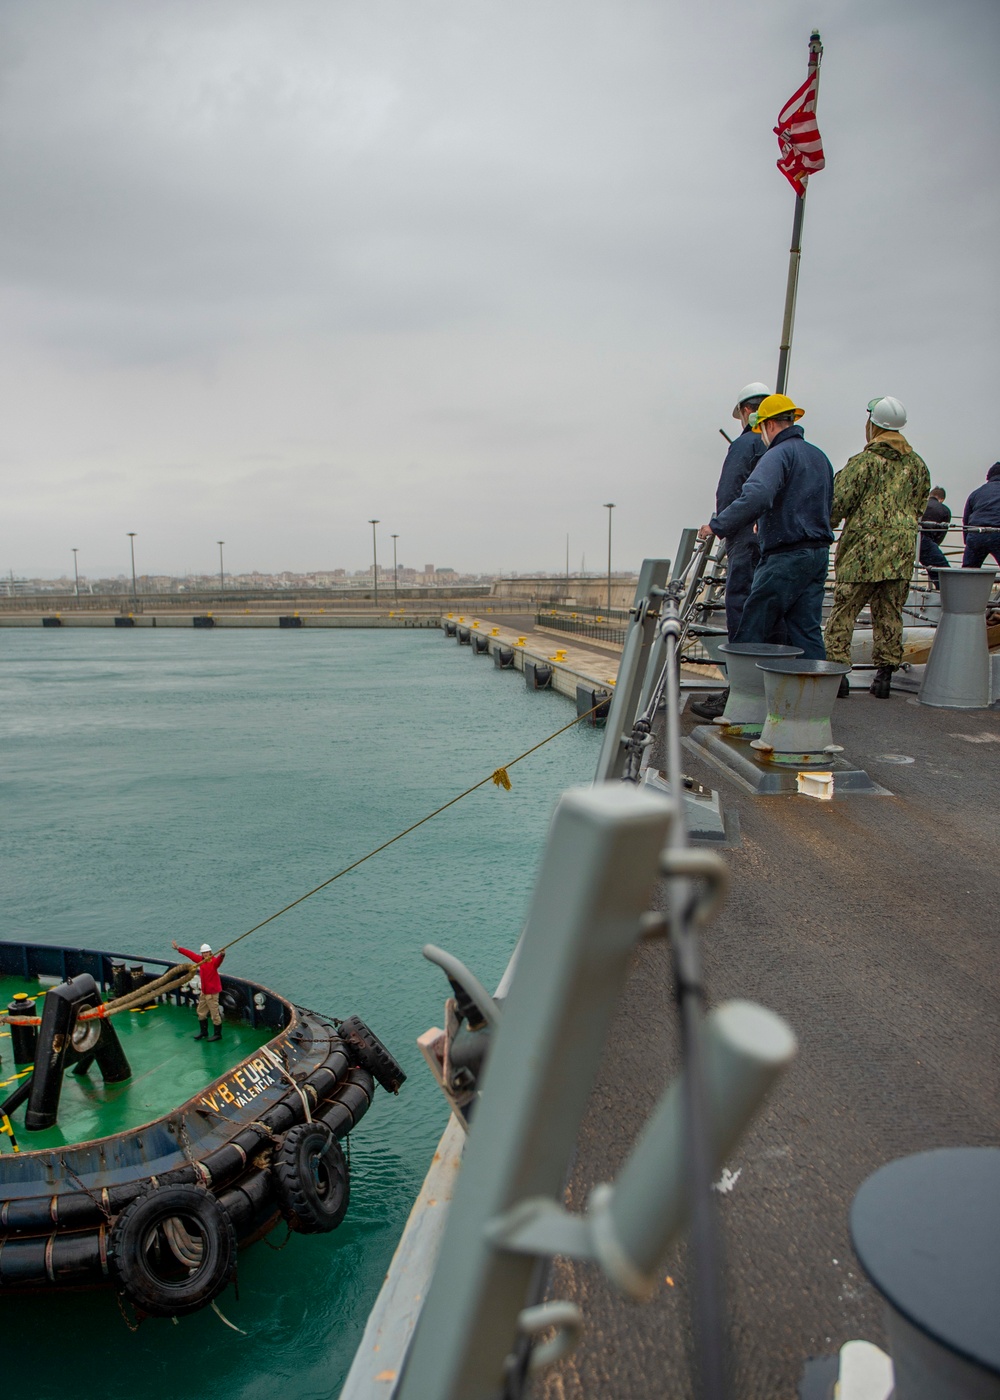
[337,1015,407,1094]
[273,1120,350,1234]
[108,1184,237,1318]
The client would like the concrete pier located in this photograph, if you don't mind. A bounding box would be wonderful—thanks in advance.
[440,614,623,701]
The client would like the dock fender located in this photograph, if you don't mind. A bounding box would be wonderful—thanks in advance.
[108,1184,236,1317]
[336,1015,407,1094]
[273,1121,349,1234]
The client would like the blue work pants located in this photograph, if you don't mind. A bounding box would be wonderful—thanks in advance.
[918,534,950,587]
[723,530,760,640]
[962,533,1000,569]
[734,546,829,660]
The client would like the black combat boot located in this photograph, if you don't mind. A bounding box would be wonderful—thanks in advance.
[837,674,851,698]
[208,1022,222,1042]
[870,665,896,699]
[193,1019,208,1040]
[690,689,729,721]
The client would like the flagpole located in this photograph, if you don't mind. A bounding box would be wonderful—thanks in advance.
[775,31,823,395]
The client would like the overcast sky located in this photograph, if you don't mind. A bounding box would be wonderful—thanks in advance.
[1,0,997,580]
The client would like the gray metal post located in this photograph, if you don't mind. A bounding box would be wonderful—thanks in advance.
[72,548,79,599]
[397,785,678,1400]
[671,527,699,584]
[629,537,704,729]
[604,503,615,614]
[127,532,138,612]
[918,567,996,709]
[718,642,803,725]
[391,534,399,604]
[754,659,848,754]
[775,32,823,396]
[369,519,379,607]
[775,193,806,396]
[594,558,671,783]
[218,540,225,593]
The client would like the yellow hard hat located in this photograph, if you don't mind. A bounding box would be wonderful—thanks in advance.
[750,393,805,433]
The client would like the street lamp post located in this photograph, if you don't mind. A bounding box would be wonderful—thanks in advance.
[127,532,138,612]
[369,520,380,607]
[218,541,225,593]
[72,548,80,599]
[391,534,399,604]
[603,503,615,614]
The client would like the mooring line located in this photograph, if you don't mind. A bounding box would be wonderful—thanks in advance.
[218,702,603,955]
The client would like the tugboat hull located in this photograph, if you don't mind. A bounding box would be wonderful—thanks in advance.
[0,941,403,1314]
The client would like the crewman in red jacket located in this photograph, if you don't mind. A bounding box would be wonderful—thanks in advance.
[173,940,227,1042]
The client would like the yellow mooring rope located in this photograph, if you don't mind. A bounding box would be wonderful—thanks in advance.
[217,702,603,956]
[0,701,605,1030]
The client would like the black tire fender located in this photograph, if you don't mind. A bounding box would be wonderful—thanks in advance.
[273,1120,349,1234]
[337,1015,406,1094]
[108,1184,236,1318]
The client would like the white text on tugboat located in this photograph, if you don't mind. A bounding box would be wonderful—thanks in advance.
[199,1044,284,1112]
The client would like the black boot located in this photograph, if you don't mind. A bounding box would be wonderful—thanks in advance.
[870,665,896,699]
[208,1022,222,1042]
[193,1019,208,1040]
[690,689,729,721]
[837,673,851,698]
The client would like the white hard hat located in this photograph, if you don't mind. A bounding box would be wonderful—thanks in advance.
[867,396,907,430]
[199,943,212,953]
[732,382,771,419]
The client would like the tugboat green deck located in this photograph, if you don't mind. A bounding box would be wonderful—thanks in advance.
[0,974,273,1153]
[0,941,405,1316]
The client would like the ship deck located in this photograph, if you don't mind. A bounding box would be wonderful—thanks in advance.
[0,976,272,1154]
[532,681,1000,1399]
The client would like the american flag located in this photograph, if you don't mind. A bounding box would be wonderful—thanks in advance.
[774,69,825,195]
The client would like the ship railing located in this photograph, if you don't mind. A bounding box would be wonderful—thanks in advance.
[525,523,997,660]
[342,559,796,1400]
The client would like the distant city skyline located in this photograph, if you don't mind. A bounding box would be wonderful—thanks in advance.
[6,561,636,592]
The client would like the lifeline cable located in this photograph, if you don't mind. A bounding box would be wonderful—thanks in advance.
[215,701,604,957]
[0,702,604,1026]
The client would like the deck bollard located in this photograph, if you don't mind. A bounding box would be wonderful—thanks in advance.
[754,659,850,755]
[7,994,38,1064]
[918,567,997,709]
[717,643,803,725]
[851,1148,1000,1399]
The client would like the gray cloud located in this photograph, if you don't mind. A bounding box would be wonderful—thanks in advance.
[0,0,997,578]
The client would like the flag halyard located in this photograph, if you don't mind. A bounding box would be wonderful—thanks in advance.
[774,69,825,195]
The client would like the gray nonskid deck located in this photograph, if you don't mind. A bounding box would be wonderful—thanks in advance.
[533,692,1000,1400]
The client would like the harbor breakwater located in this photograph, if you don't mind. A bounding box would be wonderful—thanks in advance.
[0,609,444,628]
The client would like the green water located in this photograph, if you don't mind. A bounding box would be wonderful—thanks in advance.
[0,974,273,1151]
[0,628,600,1397]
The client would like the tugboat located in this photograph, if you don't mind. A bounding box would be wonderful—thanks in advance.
[0,940,404,1318]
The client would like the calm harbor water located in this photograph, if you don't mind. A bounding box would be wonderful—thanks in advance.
[0,627,601,1397]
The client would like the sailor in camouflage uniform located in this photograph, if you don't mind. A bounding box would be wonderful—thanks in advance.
[824,397,930,698]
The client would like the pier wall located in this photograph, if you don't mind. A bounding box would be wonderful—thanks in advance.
[0,610,444,629]
[440,613,622,700]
